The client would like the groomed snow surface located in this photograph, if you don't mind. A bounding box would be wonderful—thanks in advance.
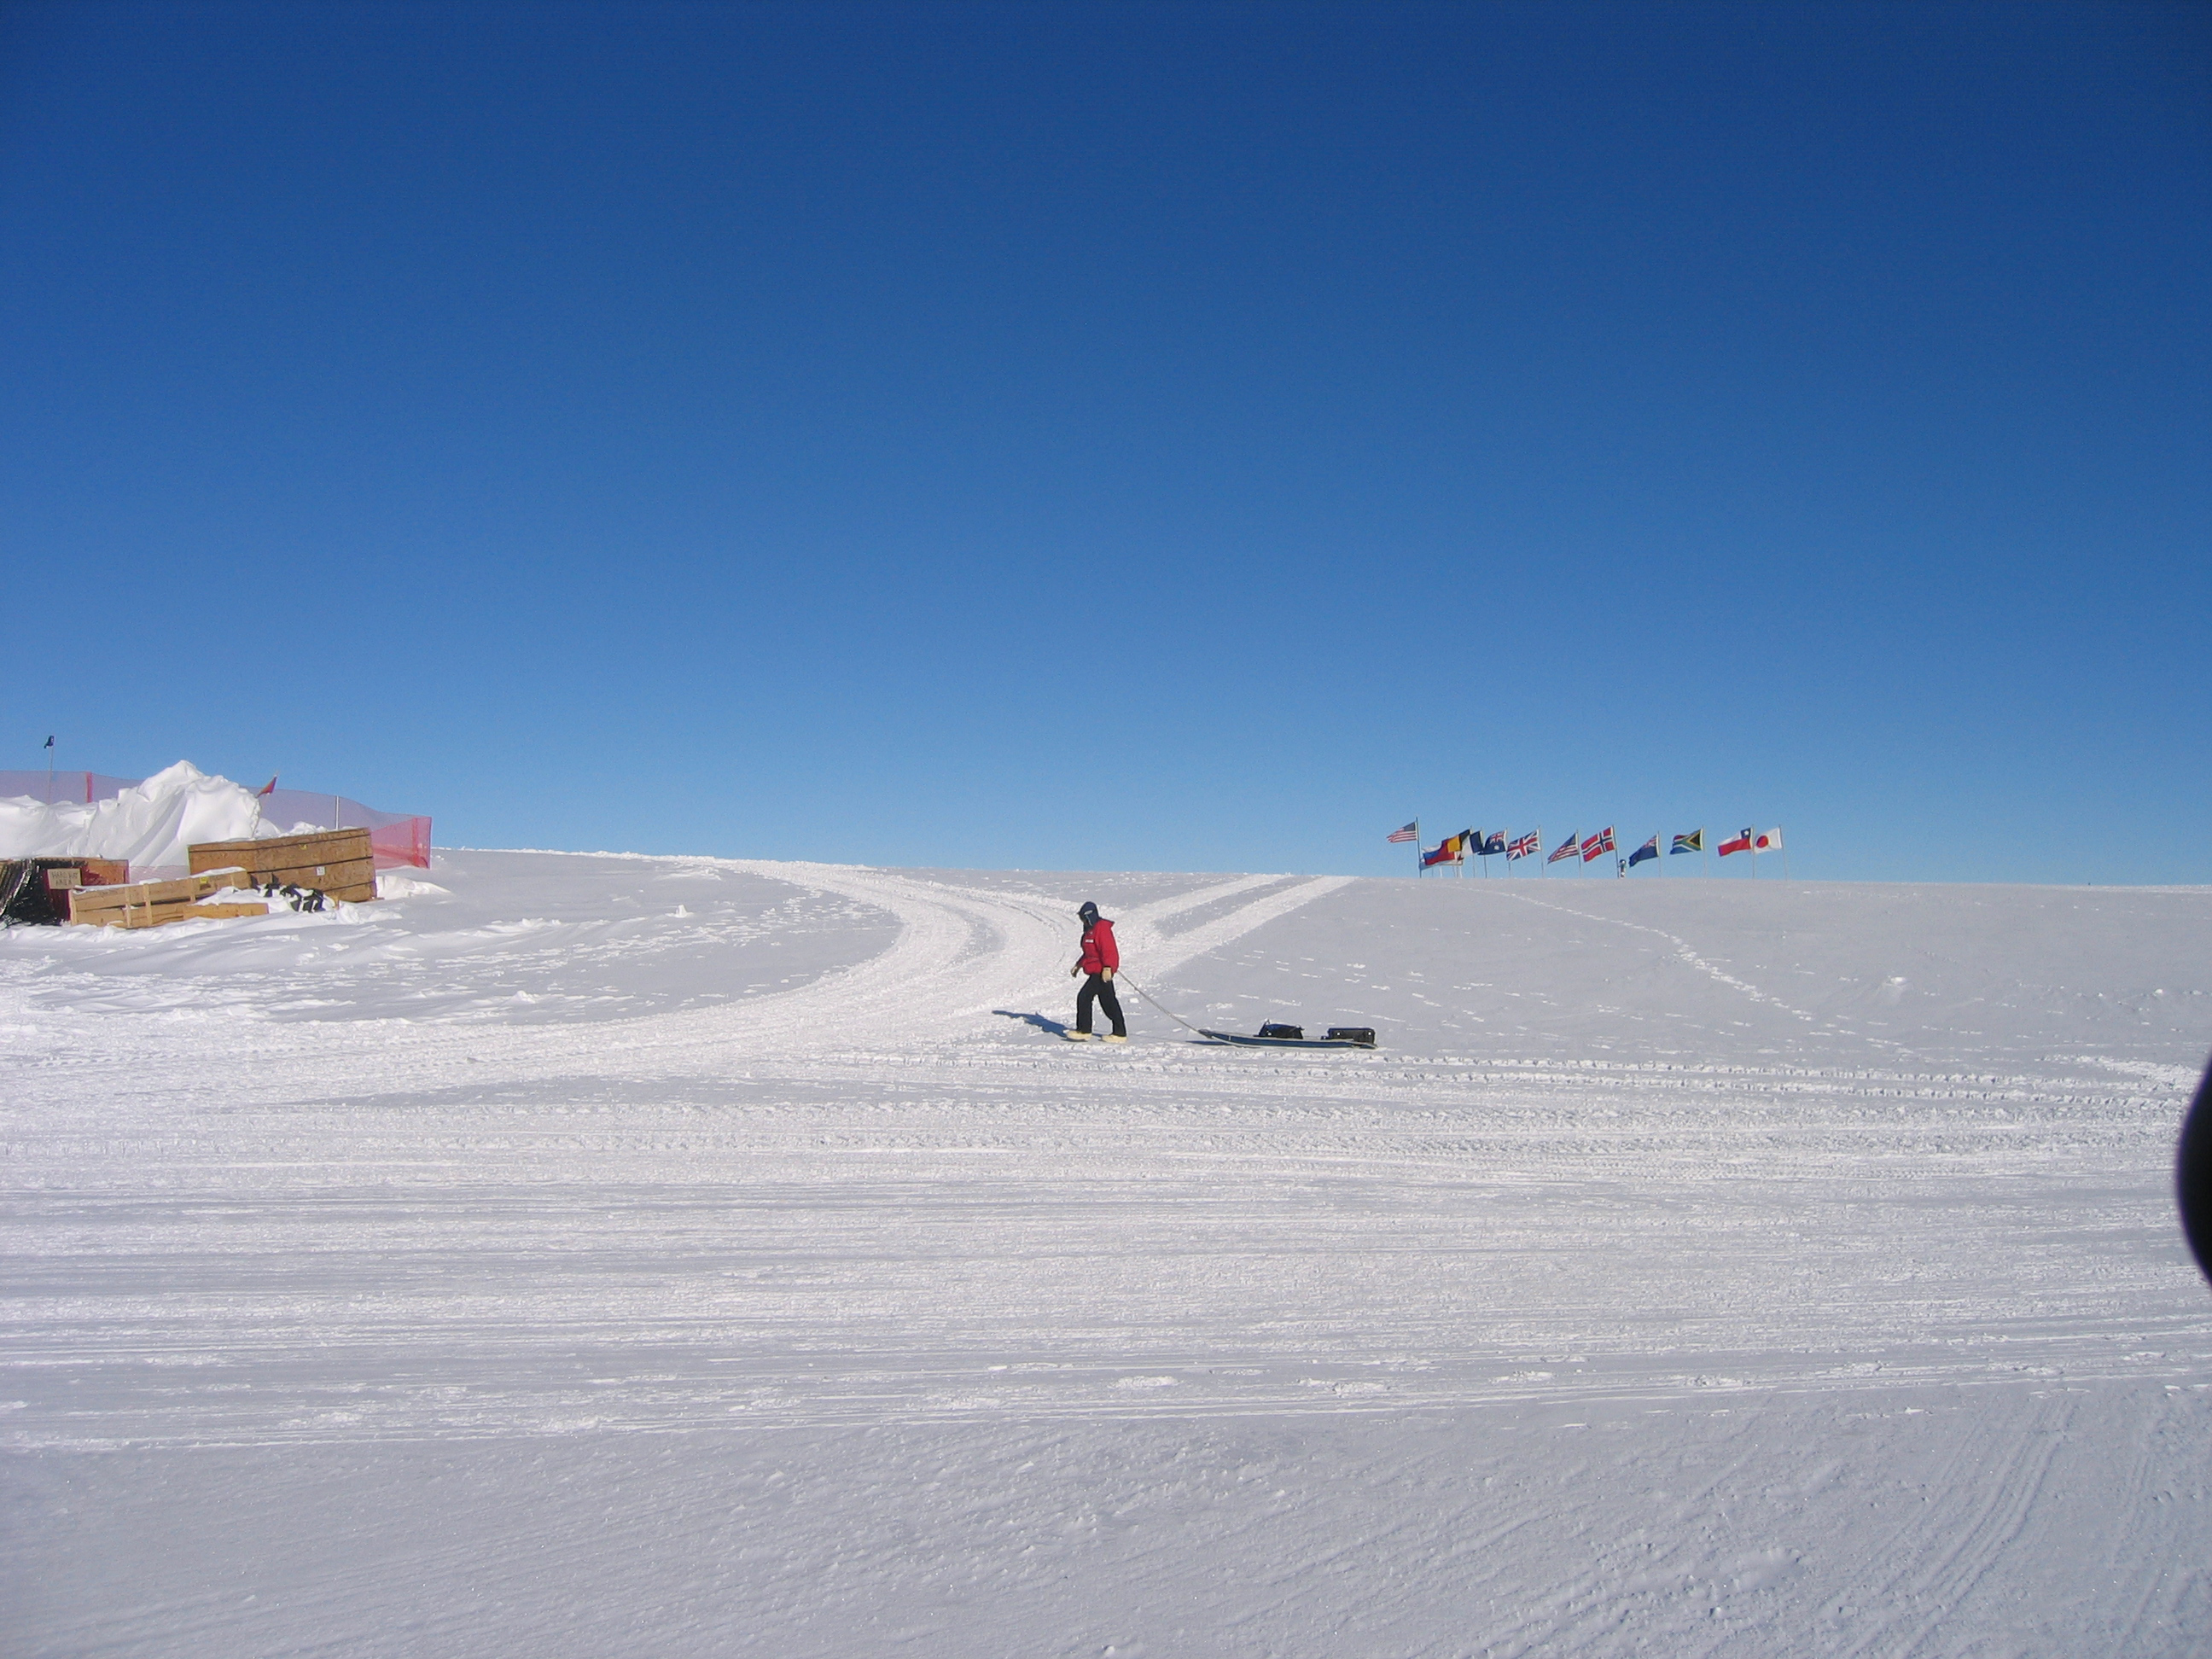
[5,852,2209,1656]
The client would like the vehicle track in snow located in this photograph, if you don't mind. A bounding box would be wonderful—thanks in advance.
[9,854,2211,1658]
[0,863,1350,1112]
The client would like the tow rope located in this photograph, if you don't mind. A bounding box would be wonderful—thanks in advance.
[1113,972,1214,1039]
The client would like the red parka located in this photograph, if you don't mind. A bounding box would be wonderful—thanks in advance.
[1078,917,1120,975]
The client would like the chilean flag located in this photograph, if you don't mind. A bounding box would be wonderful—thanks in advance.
[1718,828,1755,857]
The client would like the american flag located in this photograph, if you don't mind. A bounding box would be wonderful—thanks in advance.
[1580,826,1617,863]
[1507,831,1540,860]
[1547,832,1580,864]
[1386,821,1418,843]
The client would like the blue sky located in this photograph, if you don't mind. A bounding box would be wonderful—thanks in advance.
[3,1,2205,882]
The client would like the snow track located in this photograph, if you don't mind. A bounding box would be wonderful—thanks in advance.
[1,864,1347,1109]
[6,853,2210,1656]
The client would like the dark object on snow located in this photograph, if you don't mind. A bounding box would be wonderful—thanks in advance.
[0,861,47,926]
[1325,1027,1378,1048]
[2179,1057,2212,1285]
[260,881,330,913]
[1196,1023,1380,1050]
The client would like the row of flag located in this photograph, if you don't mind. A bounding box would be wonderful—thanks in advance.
[1388,821,1784,870]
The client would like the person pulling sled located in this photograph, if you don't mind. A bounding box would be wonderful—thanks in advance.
[1066,899,1126,1042]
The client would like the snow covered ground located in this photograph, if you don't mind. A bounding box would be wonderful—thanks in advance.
[4,851,2209,1656]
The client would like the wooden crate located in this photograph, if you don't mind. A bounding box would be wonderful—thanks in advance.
[69,870,257,928]
[0,858,133,926]
[189,827,378,903]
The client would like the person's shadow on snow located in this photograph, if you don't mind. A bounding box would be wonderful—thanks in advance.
[993,1010,1070,1037]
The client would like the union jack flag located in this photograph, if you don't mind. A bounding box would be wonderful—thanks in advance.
[1507,831,1541,860]
[1580,826,1617,863]
[1386,821,1418,843]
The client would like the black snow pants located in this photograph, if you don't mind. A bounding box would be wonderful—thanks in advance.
[1076,973,1126,1037]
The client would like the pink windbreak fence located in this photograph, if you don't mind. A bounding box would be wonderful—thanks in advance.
[0,772,433,870]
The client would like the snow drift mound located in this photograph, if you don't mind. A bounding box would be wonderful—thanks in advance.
[0,760,285,873]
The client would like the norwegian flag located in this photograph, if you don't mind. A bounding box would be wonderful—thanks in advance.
[1507,831,1541,860]
[1718,828,1755,857]
[1580,826,1617,863]
[1387,821,1419,843]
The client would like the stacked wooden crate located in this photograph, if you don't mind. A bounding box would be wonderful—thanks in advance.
[68,869,267,928]
[188,827,378,903]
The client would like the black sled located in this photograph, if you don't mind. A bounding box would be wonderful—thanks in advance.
[1196,1022,1378,1050]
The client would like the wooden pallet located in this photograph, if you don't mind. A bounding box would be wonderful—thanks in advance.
[68,870,265,928]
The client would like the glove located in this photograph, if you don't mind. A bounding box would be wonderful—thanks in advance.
[1070,965,1080,978]
[1102,969,1114,981]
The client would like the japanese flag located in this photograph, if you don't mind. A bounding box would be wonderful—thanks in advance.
[1754,826,1784,853]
